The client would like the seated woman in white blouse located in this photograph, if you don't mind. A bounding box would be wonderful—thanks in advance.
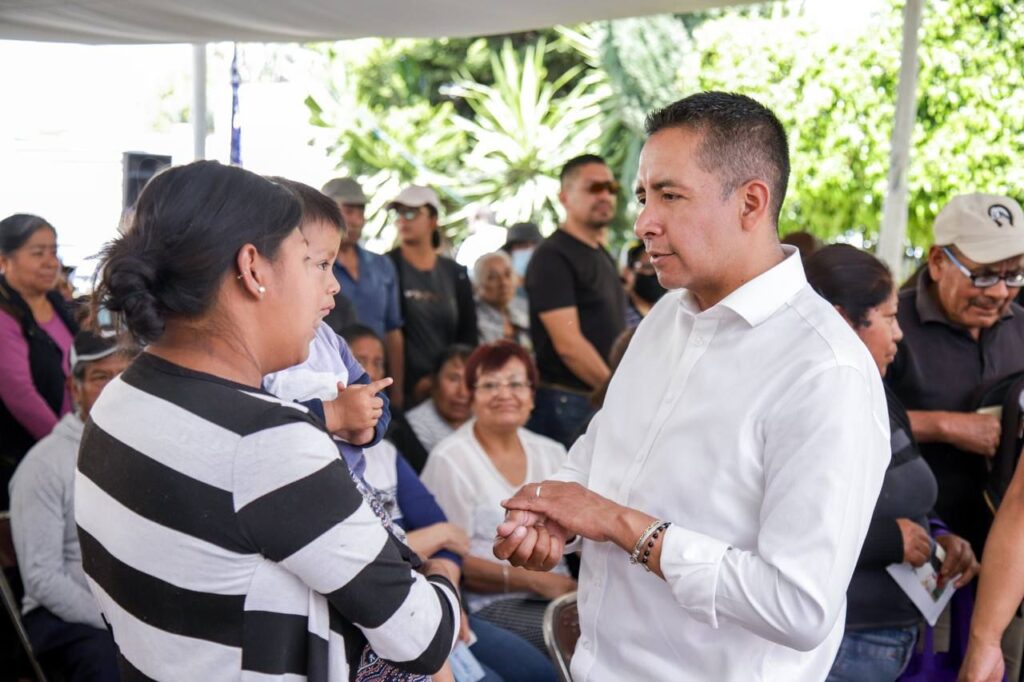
[421,341,576,652]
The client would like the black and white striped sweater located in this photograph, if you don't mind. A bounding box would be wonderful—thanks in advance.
[75,353,459,681]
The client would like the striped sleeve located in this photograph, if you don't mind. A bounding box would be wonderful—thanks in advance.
[232,409,459,673]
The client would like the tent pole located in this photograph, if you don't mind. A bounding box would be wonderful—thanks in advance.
[876,0,924,276]
[193,43,208,160]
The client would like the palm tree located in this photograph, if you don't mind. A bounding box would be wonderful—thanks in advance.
[447,38,608,231]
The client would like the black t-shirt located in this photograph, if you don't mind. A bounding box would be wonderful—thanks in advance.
[388,251,477,397]
[525,230,626,391]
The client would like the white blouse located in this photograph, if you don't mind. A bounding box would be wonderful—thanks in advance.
[421,421,569,611]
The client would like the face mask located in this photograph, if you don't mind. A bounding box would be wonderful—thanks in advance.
[633,273,666,305]
[511,248,534,277]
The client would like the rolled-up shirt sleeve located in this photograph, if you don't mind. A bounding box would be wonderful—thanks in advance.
[658,364,888,651]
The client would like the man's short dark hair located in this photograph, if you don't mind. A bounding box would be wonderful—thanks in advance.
[644,92,790,226]
[560,154,607,187]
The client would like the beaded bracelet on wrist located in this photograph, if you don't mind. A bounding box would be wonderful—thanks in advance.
[638,522,671,572]
[629,520,671,569]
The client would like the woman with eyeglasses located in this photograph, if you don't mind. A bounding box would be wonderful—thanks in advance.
[421,341,576,652]
[805,244,979,682]
[386,185,478,406]
[0,214,78,506]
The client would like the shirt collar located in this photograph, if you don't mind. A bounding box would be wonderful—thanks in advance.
[914,269,1016,327]
[680,245,806,327]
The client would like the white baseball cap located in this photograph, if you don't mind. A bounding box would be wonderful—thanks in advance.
[934,193,1024,263]
[387,185,441,214]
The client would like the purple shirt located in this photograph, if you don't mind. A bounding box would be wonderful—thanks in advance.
[0,308,73,440]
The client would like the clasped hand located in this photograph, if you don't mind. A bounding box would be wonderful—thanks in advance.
[493,480,619,571]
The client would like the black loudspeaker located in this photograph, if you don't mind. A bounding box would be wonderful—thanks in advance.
[123,152,172,209]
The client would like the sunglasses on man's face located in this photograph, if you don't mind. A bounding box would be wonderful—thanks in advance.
[392,207,423,221]
[585,181,621,195]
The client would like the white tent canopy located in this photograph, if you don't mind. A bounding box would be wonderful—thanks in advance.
[0,0,749,44]
[0,0,922,270]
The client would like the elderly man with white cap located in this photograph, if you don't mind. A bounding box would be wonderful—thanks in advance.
[9,330,136,680]
[889,193,1024,557]
[385,185,478,405]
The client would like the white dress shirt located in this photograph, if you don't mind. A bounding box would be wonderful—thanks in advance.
[557,247,889,681]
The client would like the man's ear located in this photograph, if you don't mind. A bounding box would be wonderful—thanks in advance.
[738,179,771,232]
[68,375,83,411]
[926,245,945,282]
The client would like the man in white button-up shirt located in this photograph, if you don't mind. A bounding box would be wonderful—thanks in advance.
[495,92,889,681]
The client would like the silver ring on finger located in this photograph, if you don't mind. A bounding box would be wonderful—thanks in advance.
[535,484,542,498]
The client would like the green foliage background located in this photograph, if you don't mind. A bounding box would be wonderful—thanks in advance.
[305,0,1023,252]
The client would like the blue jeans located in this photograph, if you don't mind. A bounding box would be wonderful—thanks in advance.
[469,615,556,682]
[526,387,594,450]
[22,607,120,682]
[826,625,918,682]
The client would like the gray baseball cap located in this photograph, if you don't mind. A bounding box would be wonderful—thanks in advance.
[321,178,368,205]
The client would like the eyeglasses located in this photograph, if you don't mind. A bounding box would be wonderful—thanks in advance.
[942,248,1024,288]
[586,181,621,195]
[392,207,423,220]
[475,379,532,395]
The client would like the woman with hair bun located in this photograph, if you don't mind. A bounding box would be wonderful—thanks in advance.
[77,161,460,681]
[0,213,78,506]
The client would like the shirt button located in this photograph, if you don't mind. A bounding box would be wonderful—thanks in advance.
[582,641,592,651]
[692,336,705,346]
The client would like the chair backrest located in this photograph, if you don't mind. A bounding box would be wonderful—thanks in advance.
[542,591,579,682]
[0,511,49,682]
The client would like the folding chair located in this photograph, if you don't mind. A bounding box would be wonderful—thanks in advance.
[0,511,48,682]
[542,591,579,682]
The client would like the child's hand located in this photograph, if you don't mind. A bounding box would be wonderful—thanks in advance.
[323,378,393,436]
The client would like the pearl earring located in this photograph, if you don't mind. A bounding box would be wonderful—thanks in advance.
[258,286,266,294]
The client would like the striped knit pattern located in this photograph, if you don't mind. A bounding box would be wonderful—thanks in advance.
[75,353,458,681]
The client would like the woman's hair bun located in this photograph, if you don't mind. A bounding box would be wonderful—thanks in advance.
[100,244,164,344]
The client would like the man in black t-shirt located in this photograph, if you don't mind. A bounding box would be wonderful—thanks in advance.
[525,155,626,447]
